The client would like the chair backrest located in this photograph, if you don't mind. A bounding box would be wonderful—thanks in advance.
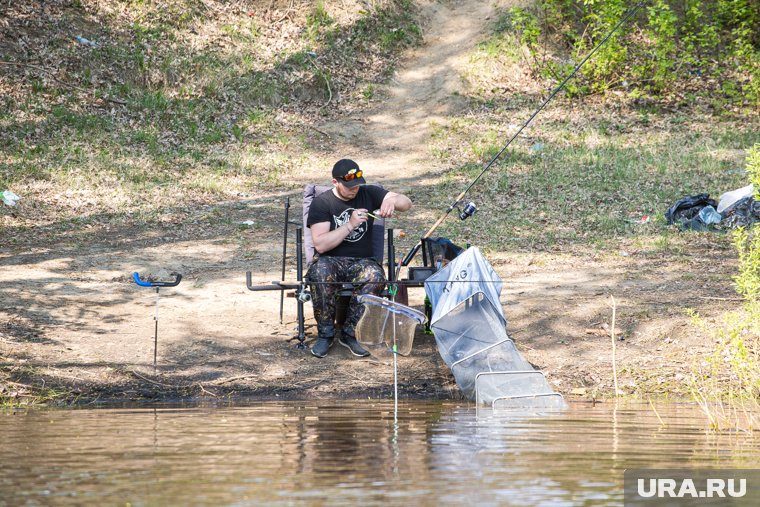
[303,184,385,265]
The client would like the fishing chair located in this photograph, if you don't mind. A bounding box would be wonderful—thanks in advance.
[302,186,463,336]
[246,184,401,349]
[302,184,394,332]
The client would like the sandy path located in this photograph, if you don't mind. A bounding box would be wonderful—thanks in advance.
[318,0,498,181]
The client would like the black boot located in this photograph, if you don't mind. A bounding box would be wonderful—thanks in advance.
[338,334,370,357]
[311,336,334,358]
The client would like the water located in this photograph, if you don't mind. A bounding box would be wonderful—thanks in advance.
[1,401,758,506]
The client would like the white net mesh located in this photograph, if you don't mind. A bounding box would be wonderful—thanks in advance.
[450,342,534,400]
[492,393,567,410]
[424,248,566,408]
[431,293,510,366]
[355,295,426,356]
[475,371,560,407]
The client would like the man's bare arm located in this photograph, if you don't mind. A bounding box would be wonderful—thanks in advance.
[311,210,368,254]
[377,192,412,217]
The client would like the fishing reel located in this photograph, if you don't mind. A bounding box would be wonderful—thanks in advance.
[296,287,311,303]
[458,201,478,221]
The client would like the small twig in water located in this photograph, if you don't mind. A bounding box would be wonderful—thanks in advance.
[648,397,666,427]
[608,295,619,397]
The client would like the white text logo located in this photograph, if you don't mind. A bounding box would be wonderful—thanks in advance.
[637,478,746,498]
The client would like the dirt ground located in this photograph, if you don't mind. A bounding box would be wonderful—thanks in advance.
[0,0,741,405]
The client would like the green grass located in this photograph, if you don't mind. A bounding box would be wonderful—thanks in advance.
[463,8,539,99]
[427,115,759,253]
[0,1,423,221]
[306,1,335,43]
[1,371,74,408]
[687,306,760,431]
[683,146,760,430]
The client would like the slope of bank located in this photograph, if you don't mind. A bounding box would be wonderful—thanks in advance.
[2,0,758,407]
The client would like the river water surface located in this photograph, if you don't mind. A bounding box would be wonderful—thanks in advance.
[1,400,758,506]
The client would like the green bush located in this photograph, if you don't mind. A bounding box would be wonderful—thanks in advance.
[690,144,760,430]
[734,145,760,303]
[508,0,759,107]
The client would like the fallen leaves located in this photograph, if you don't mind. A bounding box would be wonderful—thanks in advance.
[584,328,611,337]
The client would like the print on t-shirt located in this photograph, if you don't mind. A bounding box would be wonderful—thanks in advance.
[334,208,366,242]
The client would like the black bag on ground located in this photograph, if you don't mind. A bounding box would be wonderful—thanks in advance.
[665,193,718,226]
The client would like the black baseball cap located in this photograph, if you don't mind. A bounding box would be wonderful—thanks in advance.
[332,159,366,187]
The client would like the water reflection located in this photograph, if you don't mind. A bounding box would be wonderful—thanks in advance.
[1,401,758,506]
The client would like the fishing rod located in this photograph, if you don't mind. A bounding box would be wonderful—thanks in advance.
[401,0,647,267]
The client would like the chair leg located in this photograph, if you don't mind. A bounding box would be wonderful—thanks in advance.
[294,226,307,349]
[294,293,307,348]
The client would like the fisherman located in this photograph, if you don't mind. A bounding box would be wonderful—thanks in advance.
[306,159,412,358]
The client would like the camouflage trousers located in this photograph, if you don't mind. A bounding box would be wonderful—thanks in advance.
[305,256,386,339]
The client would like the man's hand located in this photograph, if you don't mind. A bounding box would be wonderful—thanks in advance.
[379,192,412,218]
[350,208,370,229]
[378,199,395,218]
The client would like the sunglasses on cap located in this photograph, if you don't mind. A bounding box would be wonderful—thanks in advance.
[339,169,363,182]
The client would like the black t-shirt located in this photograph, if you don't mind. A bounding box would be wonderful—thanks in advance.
[307,185,389,258]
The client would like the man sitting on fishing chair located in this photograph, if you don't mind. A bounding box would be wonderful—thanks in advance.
[306,159,412,358]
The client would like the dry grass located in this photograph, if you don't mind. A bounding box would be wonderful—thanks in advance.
[1,0,421,228]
